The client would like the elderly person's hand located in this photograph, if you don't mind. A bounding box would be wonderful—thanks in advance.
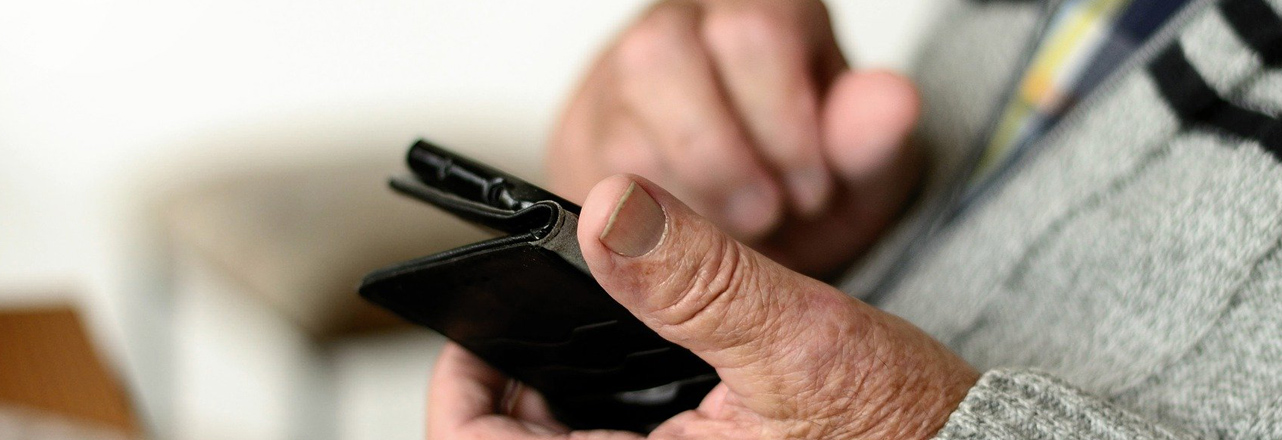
[547,0,923,278]
[428,176,978,440]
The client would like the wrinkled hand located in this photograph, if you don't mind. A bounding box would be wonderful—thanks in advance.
[429,176,977,440]
[547,0,923,277]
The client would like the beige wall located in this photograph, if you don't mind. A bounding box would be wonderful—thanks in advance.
[0,1,932,438]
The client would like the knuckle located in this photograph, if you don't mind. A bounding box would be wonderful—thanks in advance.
[670,128,749,187]
[614,3,698,72]
[653,234,756,337]
[678,122,737,155]
[767,126,819,166]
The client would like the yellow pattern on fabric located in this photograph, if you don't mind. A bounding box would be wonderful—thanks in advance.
[971,0,1132,183]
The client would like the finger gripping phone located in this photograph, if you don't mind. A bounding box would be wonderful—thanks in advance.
[359,140,719,433]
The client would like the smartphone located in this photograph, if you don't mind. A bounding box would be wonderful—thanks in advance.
[359,140,719,433]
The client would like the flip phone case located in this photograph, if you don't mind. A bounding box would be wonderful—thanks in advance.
[359,140,719,433]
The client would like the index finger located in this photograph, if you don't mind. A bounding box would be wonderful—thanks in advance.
[700,0,846,215]
[428,344,646,440]
[612,2,785,239]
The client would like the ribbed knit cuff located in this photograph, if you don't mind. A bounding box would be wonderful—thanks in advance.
[933,369,1186,440]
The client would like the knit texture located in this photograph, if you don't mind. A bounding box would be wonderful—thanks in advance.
[841,0,1282,437]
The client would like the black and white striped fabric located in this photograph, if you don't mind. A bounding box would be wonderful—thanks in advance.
[1149,0,1282,156]
[841,0,1282,437]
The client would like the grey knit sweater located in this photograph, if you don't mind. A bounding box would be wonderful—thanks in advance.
[840,0,1282,438]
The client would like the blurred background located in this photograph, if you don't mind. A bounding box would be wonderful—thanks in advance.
[0,1,930,439]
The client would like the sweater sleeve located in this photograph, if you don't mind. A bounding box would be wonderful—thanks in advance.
[933,233,1282,440]
[933,369,1191,440]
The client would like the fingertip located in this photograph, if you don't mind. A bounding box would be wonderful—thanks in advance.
[833,69,921,123]
[822,69,921,180]
[662,144,786,240]
[579,173,780,262]
[722,177,784,239]
[579,174,652,264]
[783,161,833,217]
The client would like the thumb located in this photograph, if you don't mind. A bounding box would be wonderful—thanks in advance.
[577,174,869,417]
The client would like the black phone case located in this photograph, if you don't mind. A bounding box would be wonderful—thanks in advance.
[359,140,718,433]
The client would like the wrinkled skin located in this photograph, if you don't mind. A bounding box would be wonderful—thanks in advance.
[428,177,978,440]
[428,1,977,439]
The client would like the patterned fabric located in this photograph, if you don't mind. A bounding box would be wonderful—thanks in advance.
[835,0,1282,436]
[967,0,1192,188]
